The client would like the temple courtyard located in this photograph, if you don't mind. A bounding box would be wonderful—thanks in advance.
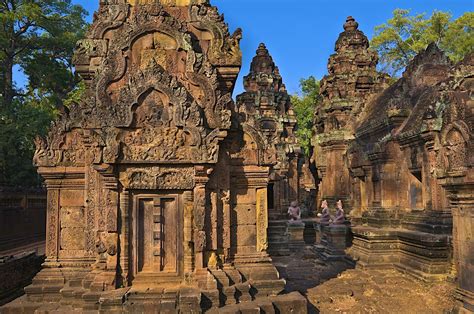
[273,247,457,313]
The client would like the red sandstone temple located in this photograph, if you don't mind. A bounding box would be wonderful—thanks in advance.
[1,2,472,313]
[4,0,306,312]
[312,16,473,312]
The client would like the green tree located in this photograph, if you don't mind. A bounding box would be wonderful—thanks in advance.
[0,0,88,109]
[292,76,321,156]
[371,9,474,76]
[0,98,54,186]
[0,1,88,186]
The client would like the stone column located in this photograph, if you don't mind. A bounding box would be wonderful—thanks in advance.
[422,130,448,212]
[288,156,299,203]
[45,188,60,263]
[25,167,87,301]
[320,143,351,206]
[363,167,373,212]
[221,190,231,262]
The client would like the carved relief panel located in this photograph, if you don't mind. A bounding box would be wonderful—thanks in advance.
[60,206,86,253]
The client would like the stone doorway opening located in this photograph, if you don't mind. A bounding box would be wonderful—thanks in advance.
[131,192,184,285]
[267,183,275,211]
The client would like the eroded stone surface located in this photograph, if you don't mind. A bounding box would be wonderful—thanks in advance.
[309,269,456,314]
[274,248,457,313]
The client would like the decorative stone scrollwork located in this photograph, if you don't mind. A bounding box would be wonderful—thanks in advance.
[89,4,130,38]
[121,167,195,190]
[189,4,242,67]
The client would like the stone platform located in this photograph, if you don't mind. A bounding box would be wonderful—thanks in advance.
[2,290,306,314]
[1,262,307,313]
[350,224,452,282]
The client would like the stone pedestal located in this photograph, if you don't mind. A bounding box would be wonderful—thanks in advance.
[233,253,286,298]
[318,225,349,261]
[287,221,306,252]
[314,223,322,245]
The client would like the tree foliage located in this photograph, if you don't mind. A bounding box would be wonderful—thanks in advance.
[0,0,88,186]
[0,0,88,109]
[292,76,321,157]
[0,98,54,186]
[371,9,474,76]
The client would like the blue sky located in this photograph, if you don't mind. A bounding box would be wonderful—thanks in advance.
[38,1,474,96]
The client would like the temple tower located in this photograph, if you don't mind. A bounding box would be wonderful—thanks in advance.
[236,43,302,219]
[312,16,388,210]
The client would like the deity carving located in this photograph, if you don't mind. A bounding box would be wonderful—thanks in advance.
[444,128,468,172]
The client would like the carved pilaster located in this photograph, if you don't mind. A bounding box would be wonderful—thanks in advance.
[183,190,194,274]
[210,191,218,251]
[256,188,268,252]
[119,188,130,287]
[46,189,60,262]
[194,166,211,269]
[221,189,231,261]
[85,166,99,258]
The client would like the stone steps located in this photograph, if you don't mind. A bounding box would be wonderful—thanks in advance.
[2,279,306,313]
[205,291,306,314]
[207,268,254,308]
[267,220,290,256]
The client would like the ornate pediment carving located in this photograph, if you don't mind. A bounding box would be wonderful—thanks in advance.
[35,0,241,168]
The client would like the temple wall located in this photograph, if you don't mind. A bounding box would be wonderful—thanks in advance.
[0,189,46,253]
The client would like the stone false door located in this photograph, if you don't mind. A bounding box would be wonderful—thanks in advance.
[132,193,183,282]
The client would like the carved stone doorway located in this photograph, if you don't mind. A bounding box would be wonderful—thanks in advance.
[131,193,183,285]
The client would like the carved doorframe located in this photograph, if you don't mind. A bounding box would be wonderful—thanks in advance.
[129,191,184,283]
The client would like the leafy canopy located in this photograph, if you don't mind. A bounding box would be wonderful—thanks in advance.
[292,76,321,157]
[0,0,88,108]
[0,0,88,186]
[371,9,474,76]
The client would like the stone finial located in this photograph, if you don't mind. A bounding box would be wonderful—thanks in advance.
[256,43,269,56]
[343,16,359,31]
[248,42,275,75]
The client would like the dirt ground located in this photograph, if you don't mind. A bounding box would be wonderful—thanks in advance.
[272,248,457,314]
